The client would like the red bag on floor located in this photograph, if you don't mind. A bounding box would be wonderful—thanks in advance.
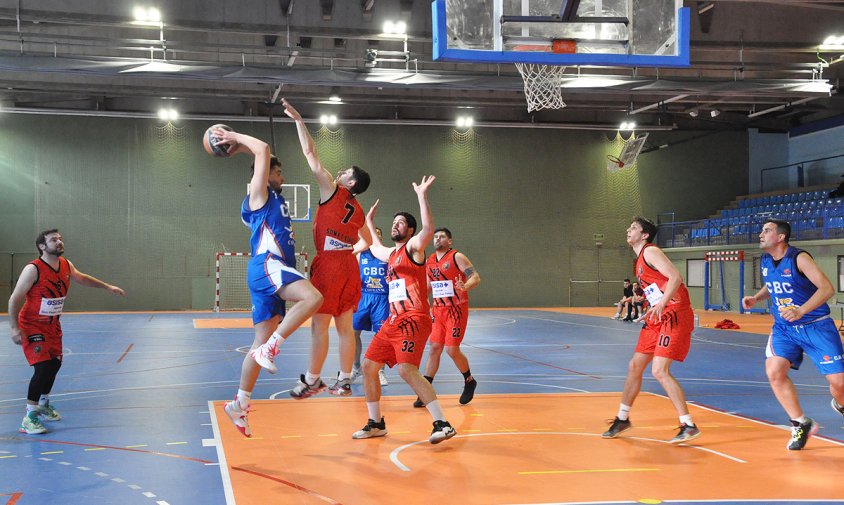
[714,319,741,329]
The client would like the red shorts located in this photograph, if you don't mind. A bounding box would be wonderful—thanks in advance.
[311,253,362,316]
[364,312,431,368]
[21,326,63,365]
[430,304,469,346]
[635,305,694,362]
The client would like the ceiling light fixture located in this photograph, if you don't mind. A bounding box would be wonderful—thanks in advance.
[710,109,720,117]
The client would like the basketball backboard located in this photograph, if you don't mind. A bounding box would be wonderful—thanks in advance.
[432,0,689,67]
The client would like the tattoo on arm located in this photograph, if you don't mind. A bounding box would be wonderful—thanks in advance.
[464,267,476,278]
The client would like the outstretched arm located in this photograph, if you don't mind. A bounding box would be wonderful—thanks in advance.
[365,200,393,262]
[68,260,126,296]
[213,128,271,211]
[281,98,336,201]
[406,175,436,262]
[8,264,37,345]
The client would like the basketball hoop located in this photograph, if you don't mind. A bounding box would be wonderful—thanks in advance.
[606,154,624,173]
[515,63,567,113]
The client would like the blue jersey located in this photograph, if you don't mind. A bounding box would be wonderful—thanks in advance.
[761,246,830,326]
[359,249,388,295]
[241,189,296,268]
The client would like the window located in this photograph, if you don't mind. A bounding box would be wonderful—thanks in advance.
[686,259,707,287]
[838,256,844,292]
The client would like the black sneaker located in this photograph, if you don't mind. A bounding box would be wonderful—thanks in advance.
[290,374,327,399]
[459,378,477,405]
[412,397,425,408]
[787,418,818,450]
[352,417,388,439]
[669,423,701,444]
[832,398,844,419]
[602,417,632,438]
[429,420,456,444]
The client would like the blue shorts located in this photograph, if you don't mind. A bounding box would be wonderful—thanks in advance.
[352,292,390,333]
[247,252,306,325]
[766,318,844,375]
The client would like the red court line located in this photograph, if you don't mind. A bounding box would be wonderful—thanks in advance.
[116,343,134,363]
[10,438,212,464]
[1,493,23,505]
[231,466,343,505]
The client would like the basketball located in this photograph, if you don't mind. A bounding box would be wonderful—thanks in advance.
[203,124,235,157]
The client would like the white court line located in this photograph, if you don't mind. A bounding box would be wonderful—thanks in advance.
[208,400,237,505]
[389,431,745,472]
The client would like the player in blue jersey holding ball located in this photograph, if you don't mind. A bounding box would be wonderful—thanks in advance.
[210,127,324,437]
[743,218,844,450]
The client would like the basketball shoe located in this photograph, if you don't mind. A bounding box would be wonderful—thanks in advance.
[328,375,352,396]
[249,341,279,374]
[459,377,477,405]
[290,374,327,399]
[224,399,251,438]
[669,423,701,444]
[20,411,47,435]
[38,404,62,422]
[787,418,818,450]
[832,398,844,419]
[429,420,456,444]
[352,417,388,439]
[602,417,632,438]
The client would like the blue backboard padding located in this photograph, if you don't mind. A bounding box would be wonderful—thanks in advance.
[432,0,690,68]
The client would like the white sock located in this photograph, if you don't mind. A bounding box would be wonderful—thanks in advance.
[26,404,39,414]
[38,395,49,407]
[267,331,285,349]
[236,389,252,409]
[679,414,695,427]
[366,402,381,421]
[305,372,321,385]
[791,415,807,424]
[425,399,445,421]
[617,403,631,421]
[338,371,353,380]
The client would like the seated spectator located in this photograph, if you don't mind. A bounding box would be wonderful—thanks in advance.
[628,281,647,321]
[611,279,634,320]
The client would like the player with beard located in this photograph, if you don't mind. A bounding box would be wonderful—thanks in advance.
[351,176,457,444]
[8,229,125,434]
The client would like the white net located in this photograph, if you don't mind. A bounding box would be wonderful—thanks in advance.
[515,63,567,112]
[215,252,309,311]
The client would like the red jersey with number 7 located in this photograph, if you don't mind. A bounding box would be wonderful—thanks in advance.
[387,244,429,317]
[313,186,364,253]
[635,243,690,308]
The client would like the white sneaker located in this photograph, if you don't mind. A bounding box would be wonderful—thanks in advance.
[249,341,279,374]
[379,369,389,386]
[350,366,362,384]
[224,400,252,438]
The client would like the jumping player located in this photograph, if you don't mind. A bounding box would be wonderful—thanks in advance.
[211,127,323,437]
[743,218,844,450]
[351,176,457,444]
[412,227,480,408]
[269,98,372,399]
[602,216,701,444]
[9,229,125,434]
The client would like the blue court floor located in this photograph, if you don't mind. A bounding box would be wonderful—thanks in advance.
[0,309,843,505]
